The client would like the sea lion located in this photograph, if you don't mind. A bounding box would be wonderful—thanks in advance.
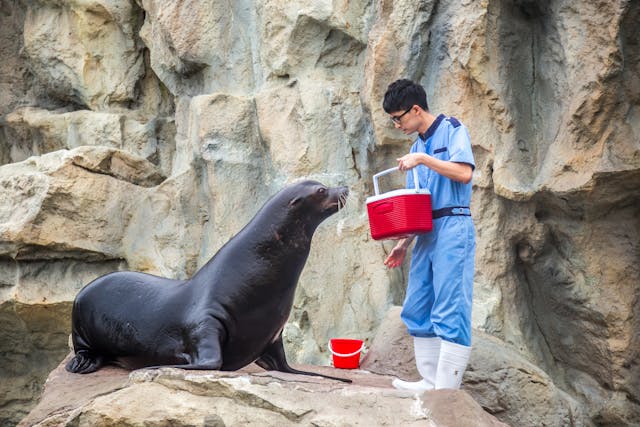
[65,180,350,382]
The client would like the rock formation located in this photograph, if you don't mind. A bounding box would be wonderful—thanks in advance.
[1,0,638,425]
[20,357,508,427]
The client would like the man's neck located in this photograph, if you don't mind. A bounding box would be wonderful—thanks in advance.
[417,111,437,137]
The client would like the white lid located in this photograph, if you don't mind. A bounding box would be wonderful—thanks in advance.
[366,189,431,204]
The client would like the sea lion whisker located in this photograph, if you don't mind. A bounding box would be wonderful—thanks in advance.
[337,192,348,211]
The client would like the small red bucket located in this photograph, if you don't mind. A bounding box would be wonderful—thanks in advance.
[328,338,364,369]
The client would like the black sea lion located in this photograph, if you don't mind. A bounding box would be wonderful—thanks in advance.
[65,180,350,382]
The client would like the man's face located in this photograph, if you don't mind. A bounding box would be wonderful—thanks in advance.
[389,105,419,134]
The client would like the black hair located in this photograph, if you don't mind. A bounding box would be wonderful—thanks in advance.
[382,79,429,113]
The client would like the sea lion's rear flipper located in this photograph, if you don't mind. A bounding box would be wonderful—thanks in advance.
[256,334,352,383]
[65,350,105,374]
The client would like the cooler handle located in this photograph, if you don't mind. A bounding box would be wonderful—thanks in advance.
[372,166,425,195]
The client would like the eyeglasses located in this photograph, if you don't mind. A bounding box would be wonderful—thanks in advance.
[390,107,412,123]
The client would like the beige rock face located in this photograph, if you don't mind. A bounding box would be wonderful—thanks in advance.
[23,0,144,110]
[0,0,639,426]
[3,107,176,175]
[139,0,256,96]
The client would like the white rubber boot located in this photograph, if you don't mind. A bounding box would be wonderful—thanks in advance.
[392,337,441,392]
[434,340,471,390]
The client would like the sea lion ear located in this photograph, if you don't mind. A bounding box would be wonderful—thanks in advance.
[289,196,302,207]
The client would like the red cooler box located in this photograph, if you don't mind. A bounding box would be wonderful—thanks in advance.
[366,167,432,240]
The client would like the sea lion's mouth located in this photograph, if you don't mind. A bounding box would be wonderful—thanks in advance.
[334,187,349,211]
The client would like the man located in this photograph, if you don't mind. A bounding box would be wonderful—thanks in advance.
[382,79,476,391]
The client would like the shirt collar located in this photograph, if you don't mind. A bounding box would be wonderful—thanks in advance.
[419,114,445,141]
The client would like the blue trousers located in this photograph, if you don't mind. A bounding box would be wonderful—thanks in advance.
[400,215,475,346]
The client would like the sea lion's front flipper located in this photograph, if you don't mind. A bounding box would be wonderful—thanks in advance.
[146,318,226,371]
[65,350,105,374]
[255,334,352,383]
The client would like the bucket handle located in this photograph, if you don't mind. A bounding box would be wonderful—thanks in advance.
[328,341,366,358]
[372,166,424,195]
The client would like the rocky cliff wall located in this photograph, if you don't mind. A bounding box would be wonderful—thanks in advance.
[1,0,639,425]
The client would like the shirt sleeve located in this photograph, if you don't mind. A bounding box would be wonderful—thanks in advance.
[448,125,475,170]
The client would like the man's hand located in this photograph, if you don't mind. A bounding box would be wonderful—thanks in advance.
[397,153,425,171]
[384,245,407,268]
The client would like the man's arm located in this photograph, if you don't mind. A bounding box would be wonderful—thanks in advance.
[397,153,473,184]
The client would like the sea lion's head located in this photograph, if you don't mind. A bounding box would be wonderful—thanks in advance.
[287,180,349,220]
[250,180,349,244]
[278,180,349,230]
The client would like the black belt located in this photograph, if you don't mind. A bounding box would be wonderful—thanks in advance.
[432,206,471,219]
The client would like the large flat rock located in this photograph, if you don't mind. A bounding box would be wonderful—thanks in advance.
[21,353,507,427]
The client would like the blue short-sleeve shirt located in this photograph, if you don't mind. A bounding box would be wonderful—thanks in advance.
[406,114,475,210]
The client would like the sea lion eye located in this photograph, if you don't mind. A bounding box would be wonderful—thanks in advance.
[317,187,326,195]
